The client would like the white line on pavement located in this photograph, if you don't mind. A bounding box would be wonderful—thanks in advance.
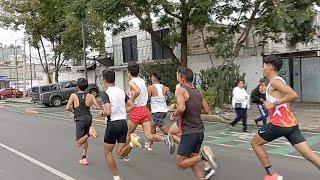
[0,142,76,180]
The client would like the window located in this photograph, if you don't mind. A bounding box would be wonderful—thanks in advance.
[152,29,170,60]
[122,36,138,63]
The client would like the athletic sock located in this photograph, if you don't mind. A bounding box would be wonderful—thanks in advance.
[204,166,210,171]
[113,175,121,180]
[265,166,274,175]
[82,155,86,159]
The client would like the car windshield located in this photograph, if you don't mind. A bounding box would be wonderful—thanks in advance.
[41,85,58,92]
[31,87,40,93]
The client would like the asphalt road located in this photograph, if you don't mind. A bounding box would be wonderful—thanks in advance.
[0,103,319,180]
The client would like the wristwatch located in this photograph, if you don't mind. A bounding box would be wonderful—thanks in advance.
[273,100,280,107]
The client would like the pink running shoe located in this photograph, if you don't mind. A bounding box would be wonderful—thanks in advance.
[264,173,283,180]
[89,126,99,138]
[79,158,89,166]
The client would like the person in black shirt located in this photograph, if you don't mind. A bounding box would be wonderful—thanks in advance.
[251,78,268,127]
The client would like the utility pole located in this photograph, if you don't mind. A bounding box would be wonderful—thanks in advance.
[81,19,88,80]
[22,37,27,97]
[29,40,33,89]
[15,41,18,98]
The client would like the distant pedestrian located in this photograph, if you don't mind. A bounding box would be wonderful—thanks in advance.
[251,78,268,127]
[230,79,250,132]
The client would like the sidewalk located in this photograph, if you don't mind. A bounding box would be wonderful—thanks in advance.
[0,97,33,104]
[1,97,320,132]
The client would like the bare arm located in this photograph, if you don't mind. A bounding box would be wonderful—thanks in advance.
[66,94,75,112]
[100,103,112,116]
[147,85,153,96]
[272,79,298,104]
[90,94,100,110]
[263,79,298,109]
[129,81,140,102]
[201,98,210,114]
[126,99,134,113]
[175,88,187,115]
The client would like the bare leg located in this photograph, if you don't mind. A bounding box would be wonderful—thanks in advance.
[149,121,157,146]
[104,143,121,178]
[176,154,204,179]
[117,143,133,159]
[81,140,88,157]
[251,134,271,168]
[142,120,165,142]
[169,122,181,144]
[76,135,89,147]
[294,141,320,169]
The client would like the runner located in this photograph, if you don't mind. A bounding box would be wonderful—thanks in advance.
[251,55,320,180]
[145,72,175,151]
[98,70,136,180]
[126,62,175,155]
[171,66,216,180]
[66,78,99,166]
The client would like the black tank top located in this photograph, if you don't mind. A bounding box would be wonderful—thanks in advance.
[179,85,204,135]
[73,92,92,122]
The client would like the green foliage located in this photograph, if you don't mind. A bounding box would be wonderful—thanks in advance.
[140,61,179,92]
[200,64,245,107]
[200,87,217,110]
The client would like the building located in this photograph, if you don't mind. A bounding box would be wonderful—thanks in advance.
[107,11,320,103]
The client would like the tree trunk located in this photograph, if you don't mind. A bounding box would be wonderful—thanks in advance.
[37,46,51,84]
[180,19,188,67]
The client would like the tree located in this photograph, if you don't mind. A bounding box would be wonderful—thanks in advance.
[90,0,216,66]
[206,0,320,65]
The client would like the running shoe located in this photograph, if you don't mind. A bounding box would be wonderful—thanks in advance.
[145,142,154,151]
[204,167,216,180]
[130,134,142,148]
[200,146,217,169]
[79,158,89,166]
[264,173,283,180]
[164,133,175,154]
[89,126,99,138]
[123,156,131,162]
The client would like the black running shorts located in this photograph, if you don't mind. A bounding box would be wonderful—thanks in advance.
[152,112,167,128]
[177,132,204,157]
[104,120,128,144]
[258,123,306,145]
[75,120,92,141]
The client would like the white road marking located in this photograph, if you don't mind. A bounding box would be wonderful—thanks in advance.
[0,142,76,180]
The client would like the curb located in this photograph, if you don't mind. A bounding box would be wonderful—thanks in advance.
[2,100,34,104]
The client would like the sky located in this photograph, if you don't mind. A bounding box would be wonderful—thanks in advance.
[0,28,25,47]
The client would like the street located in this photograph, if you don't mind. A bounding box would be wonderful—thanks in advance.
[0,102,319,180]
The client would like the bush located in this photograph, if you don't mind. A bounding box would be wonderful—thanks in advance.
[140,61,179,92]
[201,87,217,111]
[200,63,245,108]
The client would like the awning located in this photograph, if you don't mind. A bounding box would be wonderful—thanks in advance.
[76,63,97,72]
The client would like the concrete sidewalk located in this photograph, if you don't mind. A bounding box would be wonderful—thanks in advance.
[1,97,320,132]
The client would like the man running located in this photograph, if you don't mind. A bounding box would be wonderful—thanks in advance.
[251,55,320,180]
[66,78,99,166]
[126,62,175,154]
[99,70,136,180]
[145,72,175,151]
[171,66,215,180]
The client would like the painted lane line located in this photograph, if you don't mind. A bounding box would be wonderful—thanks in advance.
[0,142,76,180]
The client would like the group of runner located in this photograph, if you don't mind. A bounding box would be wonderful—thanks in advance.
[66,55,320,180]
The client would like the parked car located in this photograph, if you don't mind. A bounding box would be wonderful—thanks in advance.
[30,85,59,103]
[0,88,23,99]
[38,81,99,107]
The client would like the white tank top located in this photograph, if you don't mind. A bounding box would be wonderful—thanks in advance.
[130,77,148,107]
[266,76,286,103]
[151,84,168,113]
